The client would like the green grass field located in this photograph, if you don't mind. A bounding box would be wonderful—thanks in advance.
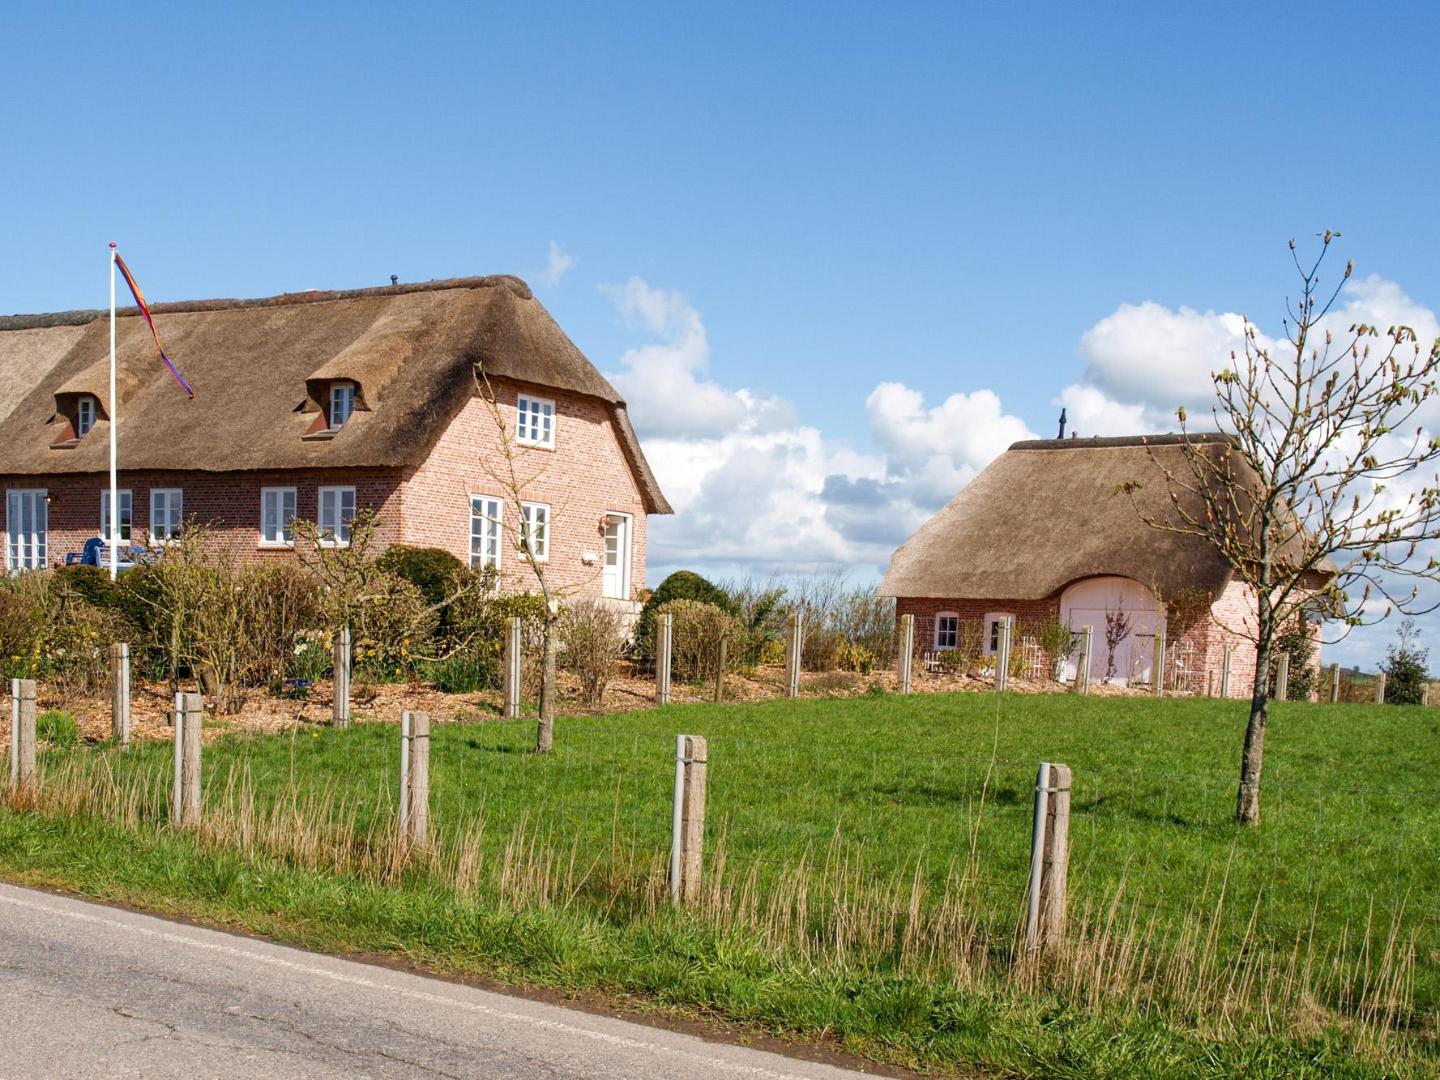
[2,690,1437,1078]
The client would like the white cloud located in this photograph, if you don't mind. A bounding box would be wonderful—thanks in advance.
[866,382,1037,503]
[603,277,792,439]
[537,241,576,287]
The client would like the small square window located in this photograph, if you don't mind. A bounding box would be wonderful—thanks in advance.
[515,395,555,448]
[935,613,959,650]
[520,501,549,561]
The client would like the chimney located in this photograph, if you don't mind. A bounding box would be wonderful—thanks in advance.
[1057,408,1067,439]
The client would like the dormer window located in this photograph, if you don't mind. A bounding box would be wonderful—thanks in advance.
[75,396,97,438]
[329,382,356,430]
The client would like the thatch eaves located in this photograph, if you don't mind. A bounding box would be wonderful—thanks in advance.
[880,434,1292,602]
[0,275,672,514]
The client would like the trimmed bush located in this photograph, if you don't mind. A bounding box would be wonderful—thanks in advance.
[376,546,464,609]
[657,599,746,681]
[635,571,736,657]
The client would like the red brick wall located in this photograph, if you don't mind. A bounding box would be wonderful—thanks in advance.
[397,380,650,600]
[1,468,403,567]
[3,380,655,598]
[895,578,1319,699]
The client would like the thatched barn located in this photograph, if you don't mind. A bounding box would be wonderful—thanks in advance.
[880,434,1326,697]
[0,274,671,603]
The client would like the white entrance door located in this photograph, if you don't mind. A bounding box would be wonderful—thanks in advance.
[602,515,630,599]
[6,489,48,572]
[1059,576,1163,686]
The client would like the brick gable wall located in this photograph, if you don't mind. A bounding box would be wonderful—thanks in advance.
[399,382,649,599]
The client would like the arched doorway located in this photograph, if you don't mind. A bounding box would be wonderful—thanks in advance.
[1059,577,1164,687]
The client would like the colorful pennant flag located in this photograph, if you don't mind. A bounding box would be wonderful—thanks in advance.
[113,251,195,398]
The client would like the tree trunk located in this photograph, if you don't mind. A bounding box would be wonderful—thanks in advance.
[1236,634,1271,825]
[535,620,557,754]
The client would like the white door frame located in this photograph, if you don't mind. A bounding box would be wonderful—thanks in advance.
[601,512,632,599]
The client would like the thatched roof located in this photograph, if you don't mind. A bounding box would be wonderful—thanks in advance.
[0,275,671,514]
[881,434,1282,601]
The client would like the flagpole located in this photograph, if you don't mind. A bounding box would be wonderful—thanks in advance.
[108,243,118,582]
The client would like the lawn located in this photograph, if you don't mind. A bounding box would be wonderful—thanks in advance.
[3,690,1437,1078]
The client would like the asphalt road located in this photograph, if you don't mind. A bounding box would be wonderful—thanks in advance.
[0,882,875,1079]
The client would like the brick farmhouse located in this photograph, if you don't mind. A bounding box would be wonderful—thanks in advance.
[880,435,1331,697]
[0,275,672,606]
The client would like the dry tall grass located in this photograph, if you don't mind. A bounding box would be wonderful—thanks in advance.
[9,751,1427,1063]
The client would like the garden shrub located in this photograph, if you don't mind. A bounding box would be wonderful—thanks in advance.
[657,599,746,681]
[559,599,628,706]
[835,640,877,674]
[1031,619,1076,682]
[1382,619,1428,705]
[0,571,128,696]
[376,545,464,610]
[1269,622,1317,701]
[418,653,492,694]
[635,571,736,657]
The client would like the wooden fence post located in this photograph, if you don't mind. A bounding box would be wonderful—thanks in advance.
[111,643,131,749]
[1274,653,1289,702]
[1330,661,1341,703]
[405,710,430,845]
[398,711,411,839]
[784,612,803,699]
[995,617,1012,692]
[502,616,522,719]
[669,734,708,906]
[1152,627,1166,697]
[656,613,673,706]
[897,613,914,694]
[713,638,727,703]
[10,679,36,792]
[177,692,202,827]
[1024,761,1072,951]
[7,679,15,790]
[332,626,351,728]
[1375,672,1387,705]
[1071,627,1092,695]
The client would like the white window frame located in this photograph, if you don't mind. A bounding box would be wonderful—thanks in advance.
[75,395,97,438]
[329,382,356,430]
[150,488,183,543]
[260,486,298,548]
[519,501,550,562]
[934,612,960,650]
[317,485,357,547]
[469,495,503,572]
[515,394,556,449]
[100,488,133,543]
[983,612,1013,656]
[6,489,48,572]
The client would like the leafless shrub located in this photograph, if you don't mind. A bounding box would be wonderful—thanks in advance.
[659,599,746,681]
[558,599,627,707]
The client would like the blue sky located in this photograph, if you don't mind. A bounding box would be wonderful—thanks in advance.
[5,2,1440,665]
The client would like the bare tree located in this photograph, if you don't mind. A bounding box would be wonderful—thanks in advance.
[473,370,596,752]
[1102,603,1132,684]
[1130,232,1440,824]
